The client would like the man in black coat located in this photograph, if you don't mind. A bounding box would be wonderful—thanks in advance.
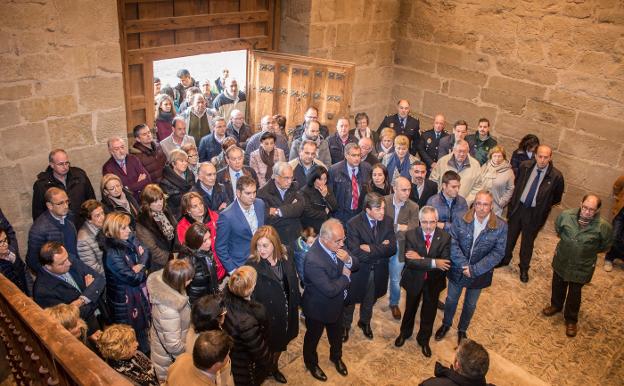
[329,143,371,224]
[257,162,305,247]
[417,114,449,172]
[215,146,258,204]
[410,160,439,207]
[33,241,105,334]
[32,149,96,229]
[377,99,421,156]
[343,192,396,341]
[419,339,493,386]
[327,118,358,165]
[395,206,451,358]
[499,145,565,283]
[302,219,359,382]
[192,162,229,211]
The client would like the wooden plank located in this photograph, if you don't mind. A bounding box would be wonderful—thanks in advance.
[138,0,174,48]
[124,0,170,3]
[174,0,197,44]
[209,0,241,41]
[252,50,355,68]
[128,36,269,64]
[125,10,268,34]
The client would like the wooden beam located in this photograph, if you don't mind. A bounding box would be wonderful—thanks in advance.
[125,10,269,34]
[127,36,270,64]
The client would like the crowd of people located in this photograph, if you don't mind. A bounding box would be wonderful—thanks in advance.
[0,85,621,386]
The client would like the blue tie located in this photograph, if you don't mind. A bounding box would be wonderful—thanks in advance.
[524,169,542,208]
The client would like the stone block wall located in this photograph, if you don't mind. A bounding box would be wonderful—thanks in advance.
[0,0,126,245]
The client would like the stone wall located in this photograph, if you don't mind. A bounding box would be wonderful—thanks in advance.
[393,0,624,213]
[0,0,126,245]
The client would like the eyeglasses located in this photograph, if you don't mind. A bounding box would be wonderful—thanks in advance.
[0,238,8,245]
[187,154,199,158]
[581,205,598,213]
[54,161,70,167]
[278,175,294,180]
[51,199,70,206]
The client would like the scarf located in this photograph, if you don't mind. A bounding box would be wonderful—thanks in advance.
[259,147,276,182]
[578,212,594,228]
[158,111,173,122]
[353,127,372,140]
[223,87,240,104]
[192,104,207,117]
[387,152,410,180]
[152,210,175,241]
[110,192,132,214]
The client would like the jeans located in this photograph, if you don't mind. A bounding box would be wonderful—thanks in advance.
[388,251,404,306]
[442,280,482,333]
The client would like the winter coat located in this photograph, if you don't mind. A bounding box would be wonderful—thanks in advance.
[155,117,174,142]
[420,361,493,386]
[181,248,220,305]
[147,270,191,382]
[136,209,178,272]
[100,188,140,229]
[103,235,151,331]
[77,221,105,275]
[290,135,331,168]
[222,288,270,386]
[327,133,358,165]
[553,208,613,284]
[102,155,152,201]
[257,179,305,247]
[429,153,483,206]
[198,132,224,163]
[510,149,532,179]
[246,257,301,352]
[448,209,507,289]
[26,212,77,272]
[300,184,338,233]
[613,175,624,217]
[190,180,229,212]
[159,165,195,219]
[466,134,498,165]
[131,141,168,183]
[426,192,469,232]
[479,160,515,216]
[176,212,225,280]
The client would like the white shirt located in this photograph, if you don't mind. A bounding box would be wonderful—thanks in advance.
[237,200,258,234]
[471,214,490,256]
[229,168,242,196]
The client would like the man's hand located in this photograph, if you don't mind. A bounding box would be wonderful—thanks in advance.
[382,239,390,245]
[137,246,144,256]
[360,244,371,253]
[462,266,471,277]
[434,259,451,271]
[396,224,408,232]
[132,264,144,273]
[138,173,147,182]
[405,250,422,260]
[437,222,445,229]
[269,208,278,216]
[342,266,351,278]
[84,274,94,287]
[335,249,350,263]
[89,330,102,342]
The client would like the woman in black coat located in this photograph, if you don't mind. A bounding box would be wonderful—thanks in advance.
[100,174,140,228]
[245,225,300,384]
[180,222,220,305]
[136,184,178,272]
[159,149,195,219]
[510,134,539,179]
[300,166,338,233]
[222,266,270,386]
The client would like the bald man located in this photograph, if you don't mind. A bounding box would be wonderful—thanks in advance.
[417,114,449,172]
[377,99,421,156]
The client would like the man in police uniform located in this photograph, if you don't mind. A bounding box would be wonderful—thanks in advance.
[417,114,449,173]
[465,118,497,165]
[377,99,421,156]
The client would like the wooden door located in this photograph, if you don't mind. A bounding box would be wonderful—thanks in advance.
[248,51,355,136]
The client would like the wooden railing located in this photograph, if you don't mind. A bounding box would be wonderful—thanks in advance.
[0,274,132,385]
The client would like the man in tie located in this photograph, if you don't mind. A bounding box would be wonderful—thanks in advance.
[410,160,438,207]
[498,145,564,282]
[417,114,449,172]
[33,241,106,334]
[343,192,396,341]
[102,136,151,201]
[395,206,451,357]
[302,219,359,381]
[191,162,228,211]
[329,143,371,224]
[215,146,259,204]
[377,99,421,156]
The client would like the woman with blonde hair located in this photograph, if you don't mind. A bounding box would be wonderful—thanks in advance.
[102,212,151,354]
[245,225,300,383]
[479,145,515,216]
[147,258,194,382]
[100,173,140,228]
[382,134,419,183]
[44,303,87,341]
[159,149,195,219]
[97,324,159,385]
[376,127,396,160]
[154,93,176,141]
[181,143,200,180]
[222,266,270,386]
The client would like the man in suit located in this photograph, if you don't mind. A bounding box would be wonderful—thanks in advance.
[257,162,305,247]
[499,145,564,283]
[395,206,451,357]
[437,120,469,160]
[328,118,358,165]
[329,143,371,224]
[377,99,421,156]
[417,114,448,172]
[215,176,265,273]
[343,192,397,341]
[33,241,105,333]
[216,146,258,204]
[384,177,420,320]
[303,219,359,381]
[191,162,228,212]
[102,136,151,201]
[410,160,438,207]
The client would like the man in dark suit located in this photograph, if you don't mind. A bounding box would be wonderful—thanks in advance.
[329,143,371,224]
[215,176,265,273]
[395,206,451,358]
[343,192,397,341]
[499,145,564,283]
[410,160,438,207]
[33,241,105,333]
[303,219,359,381]
[191,162,229,212]
[327,118,358,165]
[377,99,421,156]
[215,146,258,204]
[257,162,305,247]
[417,114,449,172]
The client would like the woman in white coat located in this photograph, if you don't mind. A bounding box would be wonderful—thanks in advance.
[479,145,515,217]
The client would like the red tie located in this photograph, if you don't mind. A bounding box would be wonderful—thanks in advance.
[351,169,359,210]
[424,234,431,280]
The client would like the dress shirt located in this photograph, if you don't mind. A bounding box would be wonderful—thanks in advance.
[471,214,490,257]
[228,167,242,196]
[520,164,549,207]
[237,200,258,235]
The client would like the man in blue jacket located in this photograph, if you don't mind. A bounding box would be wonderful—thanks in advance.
[435,190,507,345]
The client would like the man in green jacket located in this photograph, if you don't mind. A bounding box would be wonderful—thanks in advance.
[542,194,613,337]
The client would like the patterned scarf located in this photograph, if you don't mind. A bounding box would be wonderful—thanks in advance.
[259,147,276,182]
[152,210,175,241]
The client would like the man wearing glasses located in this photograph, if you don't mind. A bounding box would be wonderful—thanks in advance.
[32,149,95,228]
[542,194,613,337]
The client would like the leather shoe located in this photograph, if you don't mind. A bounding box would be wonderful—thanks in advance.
[357,321,373,339]
[394,335,406,347]
[390,305,402,320]
[332,358,348,376]
[306,364,327,382]
[542,305,562,317]
[566,322,578,337]
[272,369,287,383]
[434,325,450,341]
[419,342,432,357]
[342,328,349,343]
[520,269,529,283]
[458,331,467,345]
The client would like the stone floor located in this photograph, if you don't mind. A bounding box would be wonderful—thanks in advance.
[269,225,624,386]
